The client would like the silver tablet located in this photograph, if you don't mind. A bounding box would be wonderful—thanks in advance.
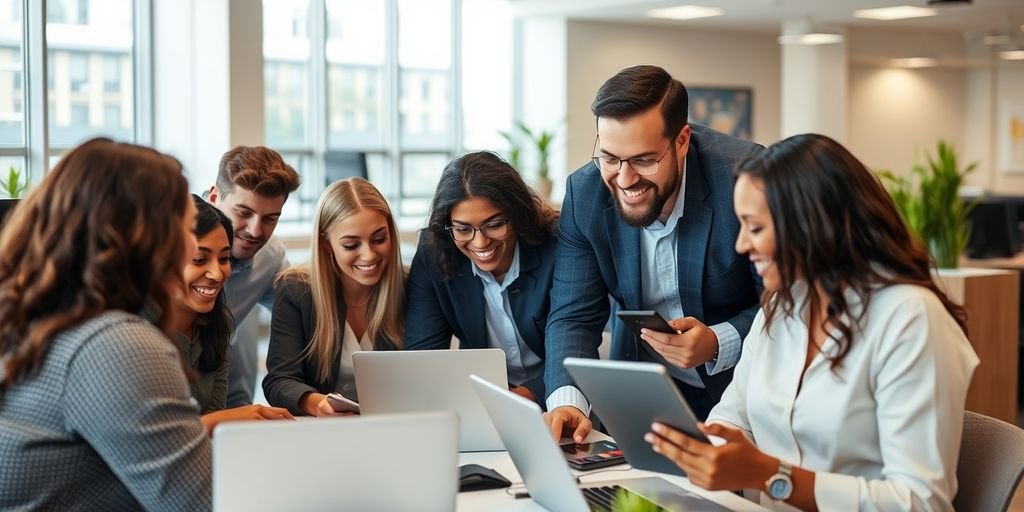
[563,358,709,476]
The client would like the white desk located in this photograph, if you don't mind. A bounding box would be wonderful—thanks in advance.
[455,436,768,511]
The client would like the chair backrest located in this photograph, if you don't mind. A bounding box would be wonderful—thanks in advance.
[954,410,1024,511]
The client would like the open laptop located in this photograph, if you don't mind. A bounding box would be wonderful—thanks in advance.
[213,412,458,512]
[354,348,508,452]
[469,374,730,512]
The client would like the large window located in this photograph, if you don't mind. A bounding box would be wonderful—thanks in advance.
[0,0,148,195]
[263,0,513,223]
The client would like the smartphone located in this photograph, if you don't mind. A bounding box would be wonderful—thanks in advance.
[326,393,360,414]
[616,310,676,338]
[560,440,626,471]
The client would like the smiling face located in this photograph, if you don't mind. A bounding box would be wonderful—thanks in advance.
[734,174,780,292]
[596,106,689,227]
[449,196,517,282]
[181,226,232,315]
[324,208,393,292]
[209,186,286,261]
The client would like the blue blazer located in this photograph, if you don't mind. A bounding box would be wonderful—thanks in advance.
[544,124,763,404]
[404,233,556,404]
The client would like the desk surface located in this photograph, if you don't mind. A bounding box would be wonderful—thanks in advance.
[455,442,767,511]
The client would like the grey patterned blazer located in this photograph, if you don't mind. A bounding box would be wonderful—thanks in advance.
[0,310,212,511]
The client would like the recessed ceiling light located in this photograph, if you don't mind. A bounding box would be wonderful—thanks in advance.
[891,57,938,68]
[1000,50,1024,60]
[854,6,937,20]
[646,5,725,20]
[984,35,1014,45]
[777,33,844,45]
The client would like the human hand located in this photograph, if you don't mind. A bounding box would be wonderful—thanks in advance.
[639,316,718,368]
[201,404,295,436]
[543,405,592,444]
[314,396,357,417]
[510,385,536,403]
[645,421,777,491]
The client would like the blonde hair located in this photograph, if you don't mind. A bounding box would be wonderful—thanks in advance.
[280,177,405,383]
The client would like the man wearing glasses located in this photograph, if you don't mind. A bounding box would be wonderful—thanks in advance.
[544,65,763,442]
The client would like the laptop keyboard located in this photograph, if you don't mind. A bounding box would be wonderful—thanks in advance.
[582,485,660,511]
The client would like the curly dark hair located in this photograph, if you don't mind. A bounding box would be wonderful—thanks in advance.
[0,138,190,391]
[426,151,558,279]
[736,133,968,370]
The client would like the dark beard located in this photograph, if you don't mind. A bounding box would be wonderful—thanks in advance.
[614,180,672,228]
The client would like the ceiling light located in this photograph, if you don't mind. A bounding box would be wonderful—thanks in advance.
[891,57,938,68]
[984,35,1014,45]
[646,5,725,20]
[777,33,844,45]
[854,6,937,20]
[1000,50,1024,60]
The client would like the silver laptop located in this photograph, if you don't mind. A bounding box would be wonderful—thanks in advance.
[469,374,729,512]
[213,412,458,512]
[354,348,508,452]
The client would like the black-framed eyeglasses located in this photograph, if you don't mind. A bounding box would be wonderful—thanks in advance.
[445,218,510,242]
[591,135,675,176]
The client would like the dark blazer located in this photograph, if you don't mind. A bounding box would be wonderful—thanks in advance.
[404,233,557,404]
[263,275,396,415]
[544,123,763,405]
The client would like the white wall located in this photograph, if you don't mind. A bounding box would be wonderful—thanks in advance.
[564,20,781,179]
[975,60,1024,194]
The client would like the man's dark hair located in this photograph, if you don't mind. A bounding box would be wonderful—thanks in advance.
[216,146,301,199]
[591,65,689,138]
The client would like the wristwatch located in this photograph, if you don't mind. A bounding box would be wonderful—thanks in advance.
[765,461,793,501]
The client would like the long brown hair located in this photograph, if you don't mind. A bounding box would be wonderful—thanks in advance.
[736,133,967,369]
[0,138,190,391]
[278,177,405,383]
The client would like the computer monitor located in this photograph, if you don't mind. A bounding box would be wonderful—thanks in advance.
[965,197,1017,259]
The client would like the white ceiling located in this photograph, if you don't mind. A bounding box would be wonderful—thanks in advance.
[510,0,1024,40]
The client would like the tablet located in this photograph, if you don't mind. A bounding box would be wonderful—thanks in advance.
[563,358,709,476]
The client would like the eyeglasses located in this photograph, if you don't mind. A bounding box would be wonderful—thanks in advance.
[445,218,510,242]
[591,135,674,176]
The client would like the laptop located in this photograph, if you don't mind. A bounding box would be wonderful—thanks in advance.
[469,374,730,512]
[354,348,508,452]
[213,412,458,512]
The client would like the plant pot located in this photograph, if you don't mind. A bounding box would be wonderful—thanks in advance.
[534,176,553,202]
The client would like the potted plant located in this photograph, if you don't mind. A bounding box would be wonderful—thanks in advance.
[499,121,556,201]
[879,140,977,268]
[1,166,29,199]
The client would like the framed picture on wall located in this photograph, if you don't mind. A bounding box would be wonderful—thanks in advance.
[687,86,753,141]
[998,101,1024,174]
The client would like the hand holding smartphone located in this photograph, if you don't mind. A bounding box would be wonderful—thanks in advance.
[326,393,360,414]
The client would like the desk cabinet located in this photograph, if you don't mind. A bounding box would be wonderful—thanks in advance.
[938,268,1019,424]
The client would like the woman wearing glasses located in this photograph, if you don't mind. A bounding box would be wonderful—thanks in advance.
[263,177,405,416]
[405,151,558,405]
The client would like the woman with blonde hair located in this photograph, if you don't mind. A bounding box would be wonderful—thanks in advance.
[263,177,405,416]
[0,138,211,509]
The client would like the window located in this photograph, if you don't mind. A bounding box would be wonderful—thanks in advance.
[47,0,136,150]
[263,0,513,223]
[1,0,150,195]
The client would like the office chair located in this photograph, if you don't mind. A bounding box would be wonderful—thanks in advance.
[324,151,368,186]
[953,411,1024,511]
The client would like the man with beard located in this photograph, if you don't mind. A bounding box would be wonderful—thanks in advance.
[207,146,301,406]
[544,65,763,442]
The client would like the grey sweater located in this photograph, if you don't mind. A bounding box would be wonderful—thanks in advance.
[0,310,212,511]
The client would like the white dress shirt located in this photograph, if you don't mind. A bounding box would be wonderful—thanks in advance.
[334,322,374,401]
[471,243,544,387]
[708,281,979,511]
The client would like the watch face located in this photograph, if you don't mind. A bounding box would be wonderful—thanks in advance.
[769,478,792,499]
